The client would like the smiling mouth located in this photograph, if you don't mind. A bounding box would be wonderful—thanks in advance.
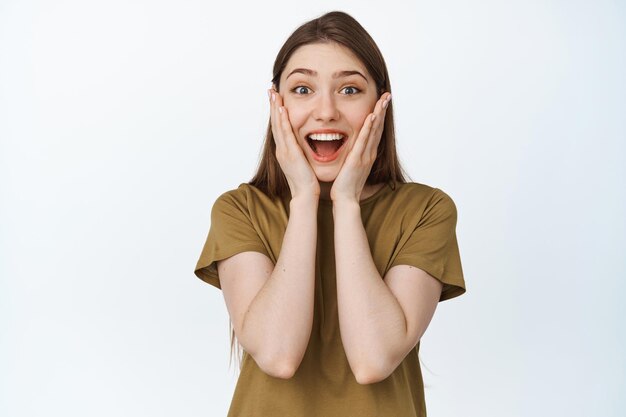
[306,135,347,157]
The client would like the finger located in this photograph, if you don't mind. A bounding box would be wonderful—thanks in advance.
[372,92,391,124]
[377,93,391,134]
[278,105,292,143]
[381,92,392,110]
[348,112,377,158]
[278,105,304,157]
[351,93,390,154]
[273,91,291,149]
[273,93,301,154]
[269,88,284,151]
[365,93,391,152]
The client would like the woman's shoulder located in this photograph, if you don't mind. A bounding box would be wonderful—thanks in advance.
[214,182,267,200]
[212,183,287,212]
[385,181,458,218]
[392,181,454,202]
[377,182,459,234]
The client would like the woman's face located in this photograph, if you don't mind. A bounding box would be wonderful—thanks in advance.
[278,42,379,183]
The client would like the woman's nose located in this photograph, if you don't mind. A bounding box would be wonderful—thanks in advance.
[313,92,340,121]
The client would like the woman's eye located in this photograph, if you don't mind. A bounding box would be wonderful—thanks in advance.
[291,86,361,95]
[341,86,361,95]
[293,86,311,95]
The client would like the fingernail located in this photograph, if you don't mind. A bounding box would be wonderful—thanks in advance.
[272,93,276,102]
[279,106,283,114]
[382,100,388,109]
[267,89,271,99]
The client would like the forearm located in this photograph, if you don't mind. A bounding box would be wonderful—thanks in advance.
[333,199,408,383]
[242,196,317,376]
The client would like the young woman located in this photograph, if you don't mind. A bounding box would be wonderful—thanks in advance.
[194,10,466,417]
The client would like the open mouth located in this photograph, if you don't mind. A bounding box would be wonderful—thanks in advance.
[305,134,347,158]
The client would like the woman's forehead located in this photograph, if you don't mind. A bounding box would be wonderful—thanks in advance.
[283,42,369,79]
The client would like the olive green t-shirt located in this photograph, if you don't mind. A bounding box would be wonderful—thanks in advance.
[194,181,466,417]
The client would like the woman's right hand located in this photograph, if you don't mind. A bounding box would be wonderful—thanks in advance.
[268,88,320,201]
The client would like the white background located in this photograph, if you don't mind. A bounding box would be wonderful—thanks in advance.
[1,0,624,416]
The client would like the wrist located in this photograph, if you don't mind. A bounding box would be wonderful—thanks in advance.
[290,194,319,210]
[331,198,361,215]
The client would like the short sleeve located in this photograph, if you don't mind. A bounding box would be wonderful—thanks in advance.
[194,191,271,290]
[389,188,466,302]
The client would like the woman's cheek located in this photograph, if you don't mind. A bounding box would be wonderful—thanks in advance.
[285,106,307,128]
[353,112,371,131]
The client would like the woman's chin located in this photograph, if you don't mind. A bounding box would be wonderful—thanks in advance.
[309,156,346,184]
[313,169,339,184]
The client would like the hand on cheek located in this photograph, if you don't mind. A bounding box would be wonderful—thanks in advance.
[330,93,392,203]
[268,88,320,200]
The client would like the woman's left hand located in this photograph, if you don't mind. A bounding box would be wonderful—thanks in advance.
[330,92,392,203]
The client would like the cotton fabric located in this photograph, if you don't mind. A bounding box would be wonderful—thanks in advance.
[194,180,466,416]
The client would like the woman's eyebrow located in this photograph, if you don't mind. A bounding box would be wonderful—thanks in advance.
[286,68,368,83]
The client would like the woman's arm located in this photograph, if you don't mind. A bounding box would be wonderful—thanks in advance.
[333,199,443,384]
[218,195,318,379]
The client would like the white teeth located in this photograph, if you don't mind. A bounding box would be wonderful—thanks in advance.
[308,133,344,141]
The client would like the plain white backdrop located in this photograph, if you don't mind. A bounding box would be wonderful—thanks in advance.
[1,0,624,416]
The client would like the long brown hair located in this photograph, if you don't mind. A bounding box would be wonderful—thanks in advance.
[230,10,411,372]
